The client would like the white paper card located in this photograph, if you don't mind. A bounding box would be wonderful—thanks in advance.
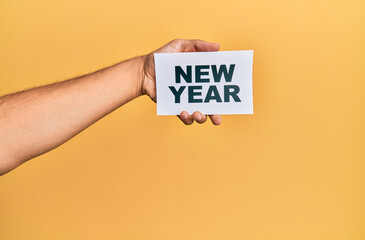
[154,50,253,115]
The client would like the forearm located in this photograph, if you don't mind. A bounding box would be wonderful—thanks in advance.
[0,55,145,175]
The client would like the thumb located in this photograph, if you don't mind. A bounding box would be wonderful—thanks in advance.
[193,40,220,52]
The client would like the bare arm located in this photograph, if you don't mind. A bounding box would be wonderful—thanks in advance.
[0,56,146,175]
[0,39,222,175]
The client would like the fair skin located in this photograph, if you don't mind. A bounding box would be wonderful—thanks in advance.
[0,39,222,175]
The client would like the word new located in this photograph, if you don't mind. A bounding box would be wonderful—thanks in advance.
[168,64,241,103]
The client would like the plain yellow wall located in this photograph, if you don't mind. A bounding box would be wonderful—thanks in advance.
[0,0,364,239]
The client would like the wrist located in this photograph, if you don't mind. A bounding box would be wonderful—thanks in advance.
[134,55,148,98]
[115,55,147,100]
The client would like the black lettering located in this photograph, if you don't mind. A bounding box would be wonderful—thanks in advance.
[195,65,210,83]
[224,85,241,102]
[211,64,235,82]
[204,85,222,103]
[188,86,203,103]
[169,86,186,103]
[175,66,192,83]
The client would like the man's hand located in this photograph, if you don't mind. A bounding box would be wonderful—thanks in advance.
[0,39,222,175]
[140,39,222,125]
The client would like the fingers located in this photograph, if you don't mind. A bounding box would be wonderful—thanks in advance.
[179,111,221,125]
[179,111,194,125]
[208,114,222,125]
[192,111,207,124]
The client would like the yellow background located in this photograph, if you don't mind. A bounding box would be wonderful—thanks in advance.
[0,0,364,239]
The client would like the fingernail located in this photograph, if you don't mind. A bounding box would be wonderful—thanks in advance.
[196,114,201,121]
[181,112,188,119]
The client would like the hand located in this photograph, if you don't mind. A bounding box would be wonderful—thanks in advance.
[140,39,222,125]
